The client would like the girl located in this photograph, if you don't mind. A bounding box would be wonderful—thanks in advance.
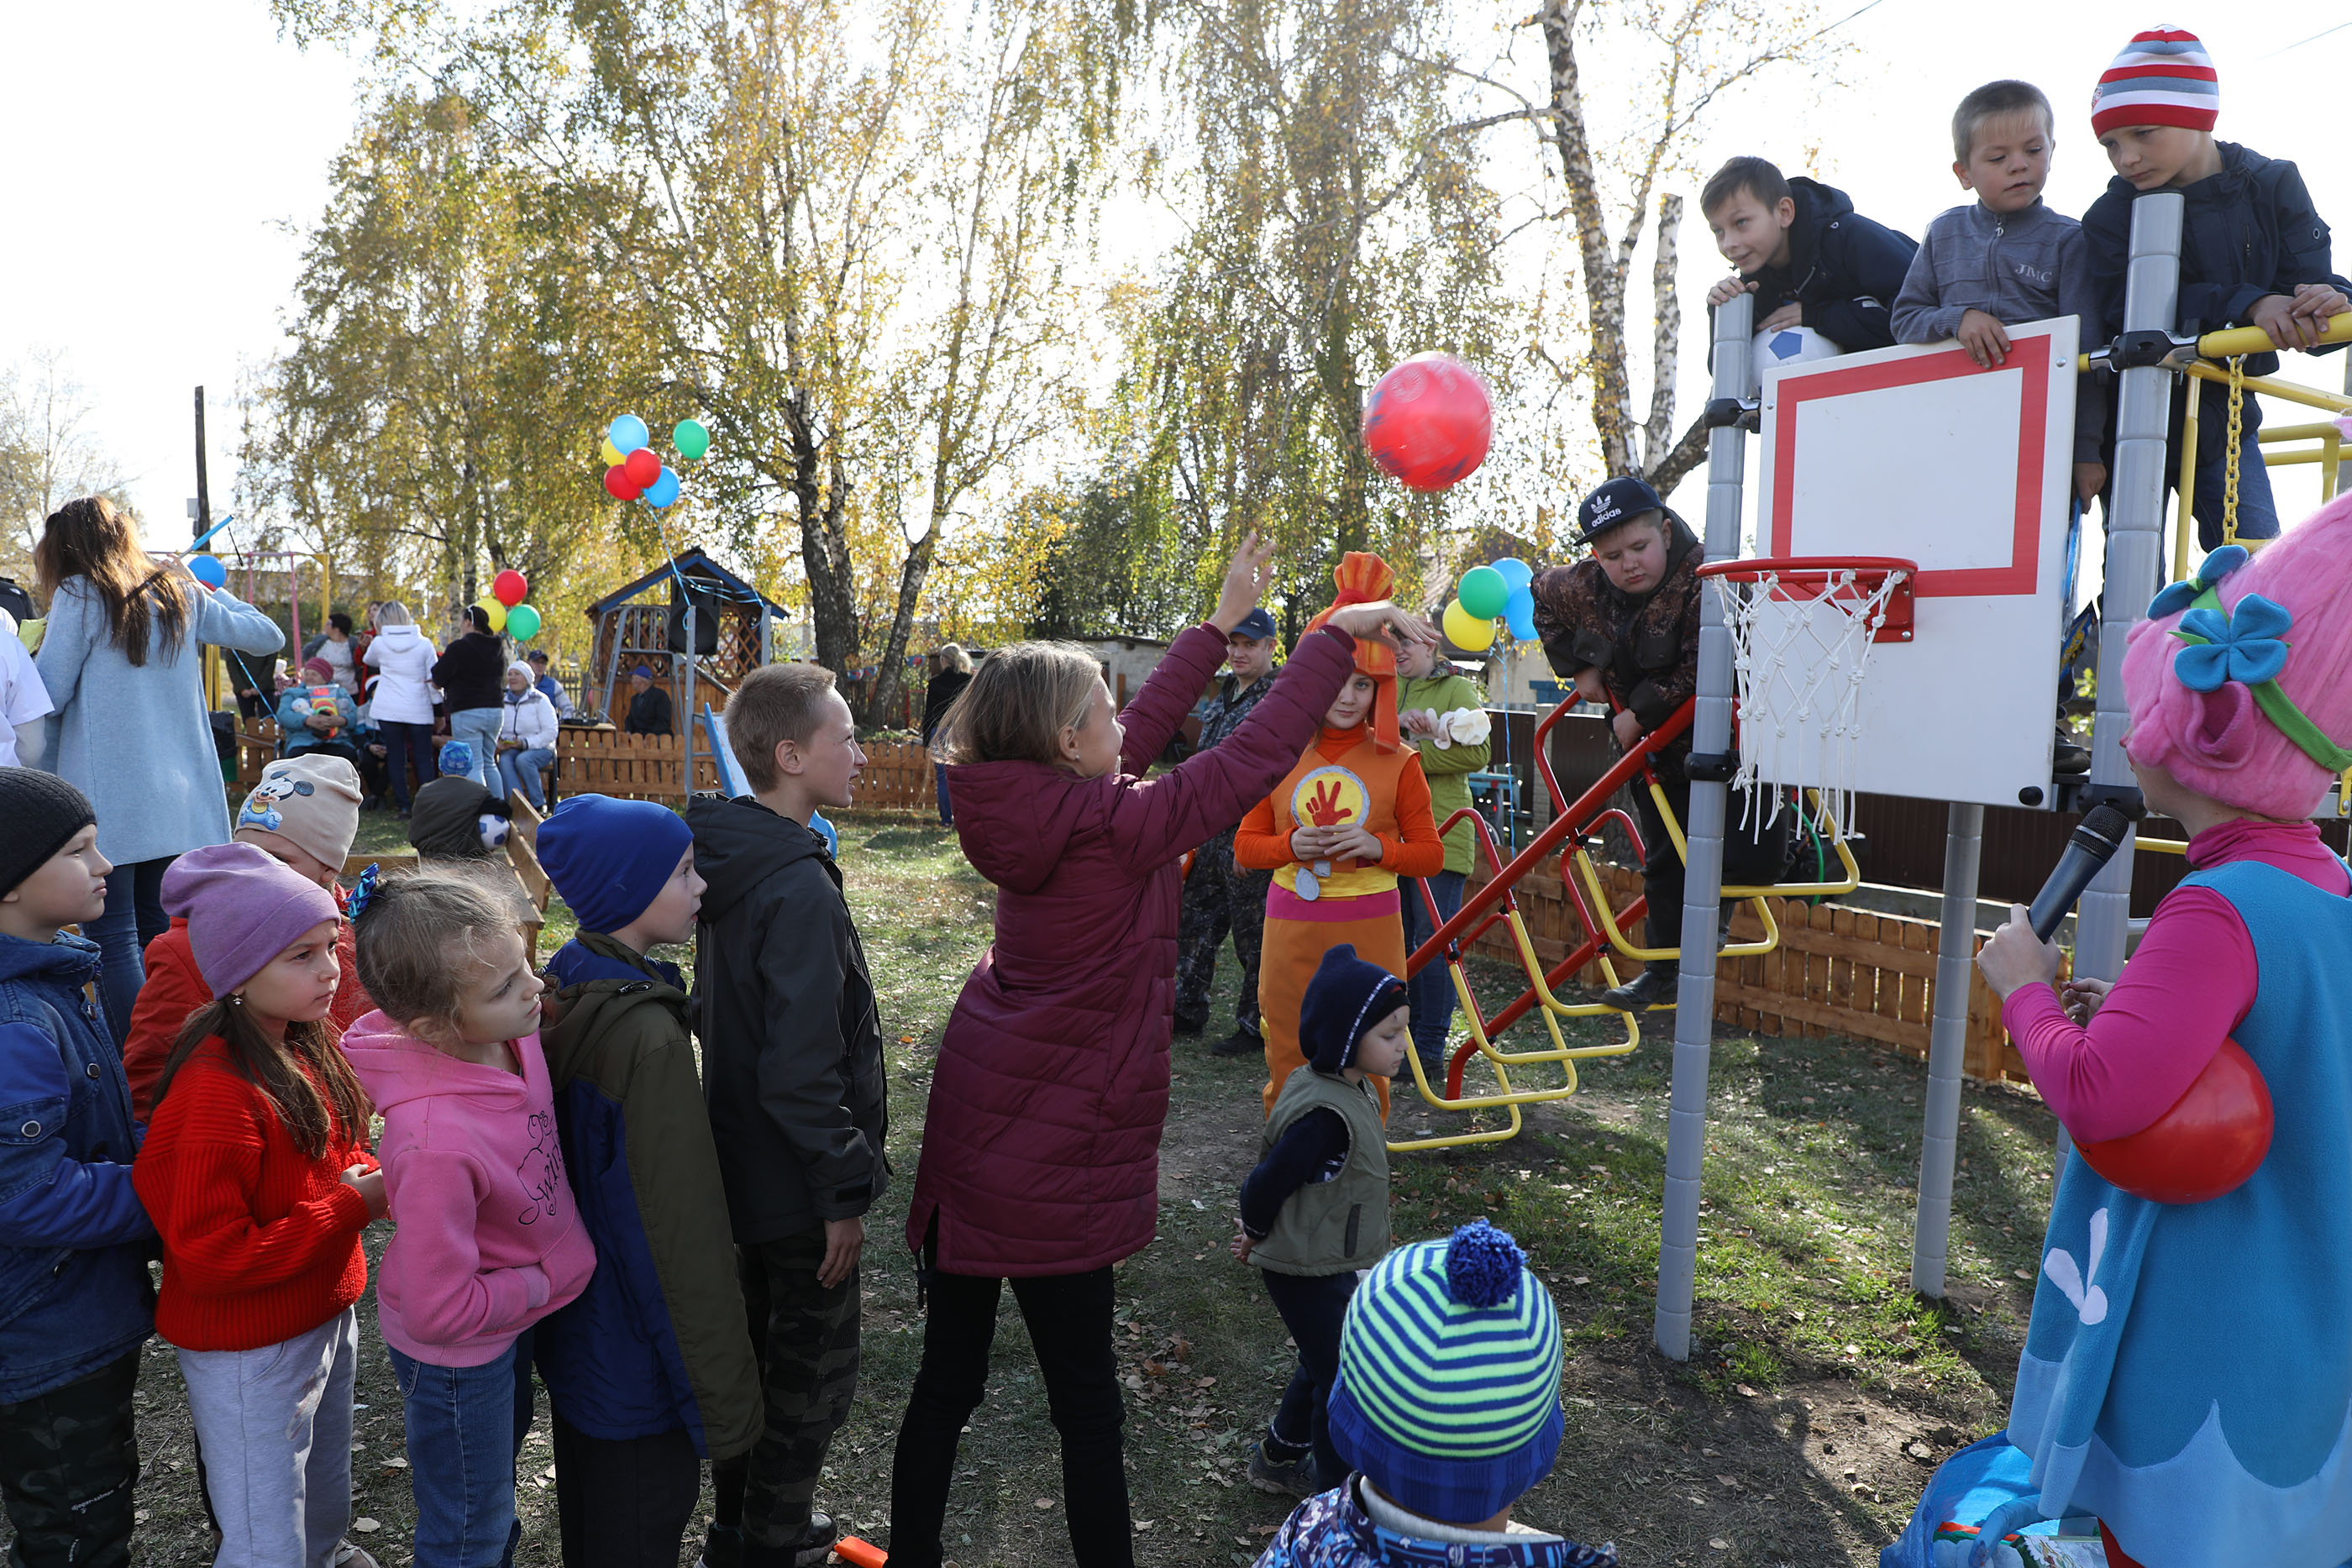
[134,843,386,1568]
[362,602,439,817]
[890,534,1431,1568]
[32,495,286,1039]
[344,866,596,1568]
[1236,553,1444,1117]
[1394,616,1493,1085]
[1963,496,2352,1567]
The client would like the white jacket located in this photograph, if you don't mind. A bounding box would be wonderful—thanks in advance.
[365,624,439,724]
[498,685,559,751]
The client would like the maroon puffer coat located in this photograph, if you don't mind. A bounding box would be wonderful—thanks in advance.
[905,621,1357,1276]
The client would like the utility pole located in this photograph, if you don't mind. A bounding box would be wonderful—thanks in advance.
[193,386,211,540]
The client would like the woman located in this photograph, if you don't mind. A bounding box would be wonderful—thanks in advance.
[921,643,974,825]
[32,495,285,1040]
[303,611,361,695]
[495,661,559,810]
[1394,620,1492,1086]
[433,604,507,787]
[364,601,440,815]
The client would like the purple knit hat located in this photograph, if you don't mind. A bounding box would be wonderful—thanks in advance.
[160,843,342,997]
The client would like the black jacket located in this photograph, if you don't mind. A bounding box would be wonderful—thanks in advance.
[686,793,887,1245]
[2082,142,2349,380]
[921,669,971,741]
[1735,177,1918,351]
[626,684,675,737]
[432,631,507,714]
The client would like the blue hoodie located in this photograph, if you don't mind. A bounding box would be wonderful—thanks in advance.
[0,931,154,1401]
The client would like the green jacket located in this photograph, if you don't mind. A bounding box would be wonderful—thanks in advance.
[1399,671,1492,876]
[1249,1067,1391,1276]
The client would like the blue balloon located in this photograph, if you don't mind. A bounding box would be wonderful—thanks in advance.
[1492,556,1533,590]
[1504,583,1536,641]
[189,553,228,589]
[608,415,650,455]
[644,465,682,508]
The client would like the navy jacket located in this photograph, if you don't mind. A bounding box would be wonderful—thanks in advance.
[2082,143,2349,379]
[0,932,154,1402]
[1733,177,1918,351]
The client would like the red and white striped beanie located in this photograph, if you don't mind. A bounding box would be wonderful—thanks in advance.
[2091,26,2218,138]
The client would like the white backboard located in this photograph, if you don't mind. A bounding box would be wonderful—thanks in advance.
[1746,316,2077,810]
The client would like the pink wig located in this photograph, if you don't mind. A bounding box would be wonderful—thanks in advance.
[2124,490,2352,819]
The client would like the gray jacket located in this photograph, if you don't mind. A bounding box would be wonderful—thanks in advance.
[1890,201,2107,464]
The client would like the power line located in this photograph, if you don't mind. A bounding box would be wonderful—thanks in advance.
[2260,19,2352,60]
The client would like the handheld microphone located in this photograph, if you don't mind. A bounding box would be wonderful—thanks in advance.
[2027,802,2138,941]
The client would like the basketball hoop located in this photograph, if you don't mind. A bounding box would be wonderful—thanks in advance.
[1694,555,1915,836]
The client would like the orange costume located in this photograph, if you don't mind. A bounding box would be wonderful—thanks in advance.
[1236,554,1443,1117]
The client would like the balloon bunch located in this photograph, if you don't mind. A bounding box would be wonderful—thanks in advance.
[1439,557,1536,653]
[600,414,711,509]
[476,569,543,642]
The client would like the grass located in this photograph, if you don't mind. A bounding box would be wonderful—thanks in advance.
[96,815,2066,1567]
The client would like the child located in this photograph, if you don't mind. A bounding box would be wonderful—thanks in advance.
[1236,553,1444,1117]
[0,769,155,1567]
[889,532,1430,1568]
[2082,25,2349,548]
[1956,493,2352,1566]
[1528,478,1791,1013]
[123,753,370,1119]
[1891,79,2109,509]
[344,866,596,1568]
[1252,1219,1614,1567]
[133,843,386,1566]
[1394,618,1492,1085]
[1702,154,1917,353]
[533,794,764,1568]
[689,663,884,1568]
[1232,945,1409,1497]
[278,655,363,768]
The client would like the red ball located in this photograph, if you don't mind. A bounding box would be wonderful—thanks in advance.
[1362,353,1493,493]
[622,446,662,489]
[2077,1038,2273,1204]
[603,465,642,501]
[491,569,528,607]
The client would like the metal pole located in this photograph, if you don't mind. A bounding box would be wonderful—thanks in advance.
[1912,801,1982,1297]
[683,601,697,795]
[2066,192,2183,1172]
[1654,291,1751,1361]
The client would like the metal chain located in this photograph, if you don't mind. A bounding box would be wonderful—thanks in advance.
[2223,354,2246,547]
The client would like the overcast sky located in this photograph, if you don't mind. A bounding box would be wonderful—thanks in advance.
[7,3,2347,537]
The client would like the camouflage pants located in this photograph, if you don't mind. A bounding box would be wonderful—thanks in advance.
[713,1227,861,1549]
[0,1352,139,1568]
[1173,829,1273,1039]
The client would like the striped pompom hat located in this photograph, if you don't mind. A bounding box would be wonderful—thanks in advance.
[1328,1219,1565,1521]
[2091,26,2218,138]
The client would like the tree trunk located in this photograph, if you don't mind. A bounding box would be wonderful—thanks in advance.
[1539,0,1634,478]
[1642,194,1683,473]
[786,395,862,693]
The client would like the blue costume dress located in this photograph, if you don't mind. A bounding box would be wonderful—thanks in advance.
[2003,860,2352,1567]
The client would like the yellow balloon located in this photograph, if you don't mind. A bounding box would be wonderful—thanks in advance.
[600,437,623,467]
[477,598,509,634]
[1442,599,1496,652]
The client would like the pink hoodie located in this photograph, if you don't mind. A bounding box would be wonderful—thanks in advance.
[342,1010,597,1366]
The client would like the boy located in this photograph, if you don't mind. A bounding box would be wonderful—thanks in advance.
[533,794,764,1568]
[277,655,362,767]
[1174,604,1283,1058]
[2083,25,2349,548]
[0,769,155,1567]
[688,663,886,1568]
[1251,1217,1614,1566]
[1892,78,2109,510]
[1232,944,1410,1497]
[1702,155,1917,353]
[1528,477,1791,1012]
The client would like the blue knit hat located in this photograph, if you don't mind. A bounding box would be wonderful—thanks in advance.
[1300,943,1407,1075]
[536,794,693,936]
[438,739,475,778]
[1328,1219,1565,1522]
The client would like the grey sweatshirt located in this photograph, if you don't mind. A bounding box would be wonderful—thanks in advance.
[1890,200,2108,464]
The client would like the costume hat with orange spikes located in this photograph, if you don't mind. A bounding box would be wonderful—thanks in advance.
[1301,552,1401,753]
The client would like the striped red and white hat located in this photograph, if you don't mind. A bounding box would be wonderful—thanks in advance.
[2092,25,2219,137]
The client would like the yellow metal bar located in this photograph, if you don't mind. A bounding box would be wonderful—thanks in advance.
[2260,448,2344,467]
[2192,314,2352,360]
[2254,421,2349,443]
[2182,360,2352,417]
[2174,375,2202,585]
[2136,836,2189,857]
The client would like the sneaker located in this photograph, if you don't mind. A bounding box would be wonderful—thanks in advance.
[332,1545,381,1568]
[1247,1442,1319,1497]
[695,1523,741,1568]
[1601,966,1679,1013]
[1209,1029,1264,1059]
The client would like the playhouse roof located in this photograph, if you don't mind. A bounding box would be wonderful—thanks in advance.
[585,548,786,618]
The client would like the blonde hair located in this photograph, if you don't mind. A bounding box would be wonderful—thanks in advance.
[931,641,1100,767]
[728,663,841,791]
[351,864,528,1039]
[933,642,973,674]
[375,601,413,627]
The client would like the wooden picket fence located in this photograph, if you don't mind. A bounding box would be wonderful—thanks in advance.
[849,741,934,814]
[555,729,722,803]
[1463,857,2029,1084]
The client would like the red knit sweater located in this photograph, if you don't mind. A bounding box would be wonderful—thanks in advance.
[132,1040,377,1352]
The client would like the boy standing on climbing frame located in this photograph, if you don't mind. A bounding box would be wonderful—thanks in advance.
[2082,25,2349,550]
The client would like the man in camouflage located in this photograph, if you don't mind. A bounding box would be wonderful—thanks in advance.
[1173,607,1282,1057]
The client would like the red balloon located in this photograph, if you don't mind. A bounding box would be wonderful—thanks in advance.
[2077,1038,2273,1204]
[491,569,528,607]
[622,447,662,489]
[603,465,642,501]
[1362,353,1493,492]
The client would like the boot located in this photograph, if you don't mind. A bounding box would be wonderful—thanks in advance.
[1210,1028,1263,1059]
[1602,962,1679,1013]
[2054,729,2091,774]
[738,1514,840,1568]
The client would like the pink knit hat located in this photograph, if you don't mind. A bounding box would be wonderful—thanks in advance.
[2123,491,2352,820]
[160,842,342,997]
[2091,26,2219,139]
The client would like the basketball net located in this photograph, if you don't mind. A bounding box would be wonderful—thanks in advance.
[1708,565,1908,839]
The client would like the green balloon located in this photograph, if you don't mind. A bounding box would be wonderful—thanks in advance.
[1457,564,1509,621]
[673,418,711,462]
[506,603,543,642]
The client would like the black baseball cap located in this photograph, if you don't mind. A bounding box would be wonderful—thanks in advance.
[1572,475,1667,547]
[1229,608,1278,642]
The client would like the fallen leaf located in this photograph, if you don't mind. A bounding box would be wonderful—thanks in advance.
[134,1511,150,1523]
[352,1519,382,1534]
[2013,1268,2034,1281]
[1571,1276,1590,1286]
[1709,1538,1730,1550]
[383,1457,409,1469]
[1134,1520,1154,1531]
[1736,1384,1759,1398]
[1034,1497,1056,1510]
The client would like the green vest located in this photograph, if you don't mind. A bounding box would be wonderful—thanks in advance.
[1249,1067,1391,1277]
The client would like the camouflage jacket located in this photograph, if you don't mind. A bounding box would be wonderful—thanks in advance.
[1527,514,1703,749]
[1194,669,1276,755]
